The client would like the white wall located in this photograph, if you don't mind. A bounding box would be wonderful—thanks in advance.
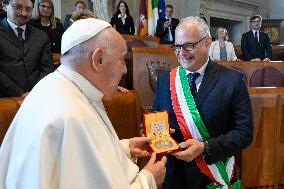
[53,0,61,20]
[258,0,284,19]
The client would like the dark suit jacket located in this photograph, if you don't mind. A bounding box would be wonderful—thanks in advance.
[63,14,72,31]
[110,14,135,35]
[156,17,179,44]
[0,18,54,97]
[241,30,272,60]
[152,60,253,189]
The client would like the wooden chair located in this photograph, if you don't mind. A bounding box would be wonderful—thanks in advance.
[53,53,61,68]
[0,90,142,145]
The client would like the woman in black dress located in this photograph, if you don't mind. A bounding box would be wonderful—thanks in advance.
[110,1,135,35]
[31,0,64,53]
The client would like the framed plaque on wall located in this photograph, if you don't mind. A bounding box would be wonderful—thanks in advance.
[262,19,284,45]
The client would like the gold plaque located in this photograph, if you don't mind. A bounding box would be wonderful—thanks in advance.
[143,111,180,155]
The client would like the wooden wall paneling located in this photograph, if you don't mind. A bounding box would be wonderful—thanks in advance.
[132,47,179,107]
[218,61,284,86]
[122,34,159,48]
[234,45,284,61]
[241,88,284,188]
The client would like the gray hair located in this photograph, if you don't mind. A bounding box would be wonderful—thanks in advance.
[61,27,112,64]
[177,16,211,38]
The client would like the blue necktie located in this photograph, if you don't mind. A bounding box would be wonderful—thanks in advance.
[188,72,200,97]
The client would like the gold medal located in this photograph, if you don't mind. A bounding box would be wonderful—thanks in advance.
[154,139,173,149]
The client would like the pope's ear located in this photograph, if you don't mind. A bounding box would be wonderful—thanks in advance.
[91,48,103,72]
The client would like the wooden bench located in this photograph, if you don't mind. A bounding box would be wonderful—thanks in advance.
[234,45,284,61]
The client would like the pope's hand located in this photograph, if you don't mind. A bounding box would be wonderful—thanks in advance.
[171,139,204,162]
[143,153,167,185]
[129,137,152,157]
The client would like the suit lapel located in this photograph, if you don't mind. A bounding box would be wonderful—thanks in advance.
[0,19,22,48]
[24,25,36,54]
[195,60,219,109]
[259,31,264,44]
[249,30,255,41]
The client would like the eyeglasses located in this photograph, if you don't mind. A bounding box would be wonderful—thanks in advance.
[39,4,52,10]
[172,36,207,52]
[12,4,33,12]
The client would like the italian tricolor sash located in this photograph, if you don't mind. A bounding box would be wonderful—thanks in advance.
[170,66,241,189]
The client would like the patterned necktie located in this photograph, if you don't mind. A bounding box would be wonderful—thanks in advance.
[16,27,24,44]
[188,72,200,98]
[254,31,258,43]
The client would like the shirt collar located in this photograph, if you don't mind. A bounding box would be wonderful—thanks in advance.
[7,18,26,32]
[186,59,209,76]
[57,65,104,102]
[252,29,259,34]
[118,14,127,19]
[165,16,171,19]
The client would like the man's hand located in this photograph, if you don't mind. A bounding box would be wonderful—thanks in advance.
[129,137,152,157]
[171,139,204,162]
[263,58,271,61]
[143,153,167,185]
[117,86,129,93]
[21,92,29,98]
[251,58,261,61]
[163,21,171,29]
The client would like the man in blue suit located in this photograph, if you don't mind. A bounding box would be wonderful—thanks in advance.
[241,15,272,61]
[152,16,253,189]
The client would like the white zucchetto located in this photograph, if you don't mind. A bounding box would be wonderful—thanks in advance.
[61,18,111,55]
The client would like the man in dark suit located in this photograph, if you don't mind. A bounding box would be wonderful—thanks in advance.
[63,1,86,31]
[152,16,253,188]
[0,0,54,97]
[241,15,272,61]
[156,5,179,44]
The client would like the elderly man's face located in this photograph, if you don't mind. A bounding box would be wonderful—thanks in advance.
[6,0,32,26]
[174,22,211,71]
[100,30,127,99]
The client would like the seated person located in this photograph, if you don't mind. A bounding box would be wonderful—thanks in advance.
[0,0,54,98]
[64,0,86,31]
[209,27,239,61]
[30,0,64,53]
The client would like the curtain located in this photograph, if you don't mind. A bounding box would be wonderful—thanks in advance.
[92,0,120,22]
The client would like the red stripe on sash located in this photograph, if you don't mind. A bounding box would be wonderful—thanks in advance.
[170,67,220,185]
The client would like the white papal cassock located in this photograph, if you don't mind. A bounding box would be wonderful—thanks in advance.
[0,65,156,189]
